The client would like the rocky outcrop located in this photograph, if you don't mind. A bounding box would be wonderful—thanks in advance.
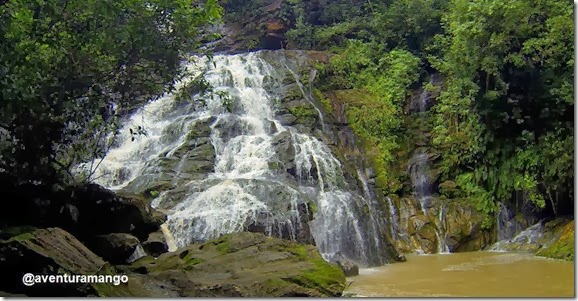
[88,233,141,265]
[120,232,346,297]
[0,182,165,244]
[0,227,107,296]
[0,229,347,297]
[536,219,574,261]
[142,231,168,258]
[393,196,494,254]
[443,201,495,252]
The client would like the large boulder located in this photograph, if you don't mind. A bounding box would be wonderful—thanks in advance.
[142,231,168,257]
[536,219,574,261]
[87,233,141,265]
[123,232,346,297]
[65,183,163,241]
[443,200,495,252]
[0,227,106,296]
[0,227,184,297]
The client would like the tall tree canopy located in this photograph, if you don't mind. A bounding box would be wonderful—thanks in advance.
[0,0,222,187]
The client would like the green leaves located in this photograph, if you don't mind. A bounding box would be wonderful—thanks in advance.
[0,0,222,185]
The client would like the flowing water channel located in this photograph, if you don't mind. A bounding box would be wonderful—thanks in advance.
[344,251,575,297]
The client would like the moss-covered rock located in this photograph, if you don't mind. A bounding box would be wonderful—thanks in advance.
[443,199,495,252]
[0,227,106,296]
[536,220,574,261]
[125,232,346,297]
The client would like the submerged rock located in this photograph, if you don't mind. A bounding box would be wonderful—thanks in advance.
[326,252,359,277]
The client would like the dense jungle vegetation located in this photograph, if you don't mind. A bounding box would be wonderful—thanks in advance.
[0,0,222,187]
[223,0,574,226]
[0,0,573,229]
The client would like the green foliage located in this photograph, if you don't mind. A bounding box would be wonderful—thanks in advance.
[288,104,318,122]
[321,40,422,194]
[0,0,222,186]
[455,172,495,228]
[429,0,573,217]
[300,0,573,219]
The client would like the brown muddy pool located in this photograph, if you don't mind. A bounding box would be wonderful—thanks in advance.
[344,251,574,297]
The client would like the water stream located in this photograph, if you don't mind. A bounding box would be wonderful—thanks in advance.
[407,76,449,253]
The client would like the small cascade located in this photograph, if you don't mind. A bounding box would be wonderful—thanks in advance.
[437,206,450,253]
[285,65,327,132]
[126,244,147,263]
[408,152,431,213]
[385,197,400,240]
[406,75,449,254]
[490,221,546,252]
[161,223,178,252]
[495,202,526,241]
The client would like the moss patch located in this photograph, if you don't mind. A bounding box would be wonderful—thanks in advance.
[287,104,318,122]
[536,221,574,261]
[287,253,345,296]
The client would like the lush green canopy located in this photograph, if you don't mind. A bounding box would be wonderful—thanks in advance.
[0,0,222,187]
[225,0,574,222]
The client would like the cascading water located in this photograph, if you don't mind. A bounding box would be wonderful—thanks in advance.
[407,75,449,254]
[490,202,544,252]
[127,244,147,263]
[386,197,400,240]
[490,222,546,252]
[285,66,326,132]
[437,205,450,253]
[408,152,432,213]
[494,202,527,242]
[83,51,392,266]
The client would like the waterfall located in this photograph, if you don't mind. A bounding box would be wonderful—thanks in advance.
[386,197,400,240]
[407,75,449,254]
[437,206,450,253]
[285,66,327,132]
[83,51,391,266]
[490,202,544,251]
[490,222,545,252]
[494,202,526,241]
[408,152,431,213]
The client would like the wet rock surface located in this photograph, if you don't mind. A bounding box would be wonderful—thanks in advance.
[0,229,346,297]
[120,232,346,297]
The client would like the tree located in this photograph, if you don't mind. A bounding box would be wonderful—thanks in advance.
[429,0,574,218]
[0,0,222,188]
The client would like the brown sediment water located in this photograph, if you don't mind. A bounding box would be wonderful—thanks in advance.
[344,251,574,297]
